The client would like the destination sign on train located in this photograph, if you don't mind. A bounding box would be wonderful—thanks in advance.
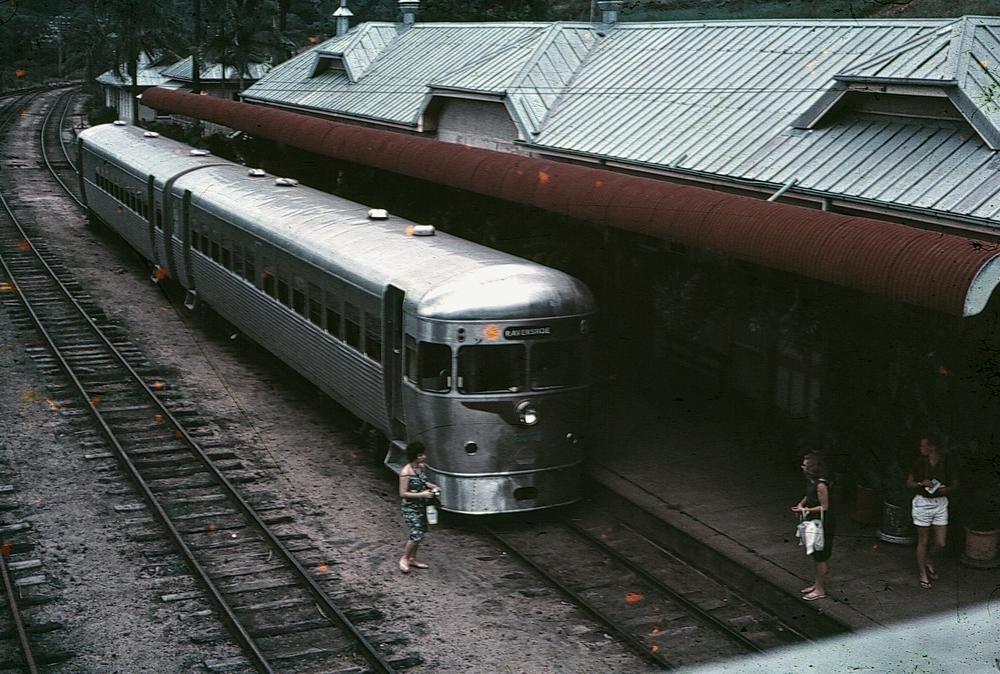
[503,326,552,339]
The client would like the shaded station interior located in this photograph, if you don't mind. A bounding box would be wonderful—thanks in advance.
[141,88,1000,546]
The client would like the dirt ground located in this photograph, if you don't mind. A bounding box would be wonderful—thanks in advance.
[0,98,652,673]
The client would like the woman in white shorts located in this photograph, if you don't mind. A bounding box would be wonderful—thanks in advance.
[906,432,958,589]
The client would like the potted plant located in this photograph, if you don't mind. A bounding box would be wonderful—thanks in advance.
[959,440,1000,568]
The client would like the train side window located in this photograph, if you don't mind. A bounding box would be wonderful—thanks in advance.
[418,342,452,392]
[210,239,221,263]
[292,285,306,316]
[277,276,290,307]
[458,344,526,394]
[232,244,244,277]
[262,271,275,297]
[364,313,382,363]
[244,251,255,283]
[530,340,584,390]
[191,229,200,251]
[344,303,361,351]
[307,283,322,326]
[221,242,232,270]
[325,292,342,337]
[405,335,418,382]
[201,233,210,253]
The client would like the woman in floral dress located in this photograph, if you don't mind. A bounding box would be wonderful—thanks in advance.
[398,442,439,573]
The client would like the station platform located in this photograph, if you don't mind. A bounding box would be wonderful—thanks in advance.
[584,384,1000,648]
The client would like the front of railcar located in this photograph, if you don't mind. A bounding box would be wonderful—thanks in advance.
[402,264,595,515]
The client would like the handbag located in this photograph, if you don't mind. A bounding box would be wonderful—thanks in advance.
[796,510,825,553]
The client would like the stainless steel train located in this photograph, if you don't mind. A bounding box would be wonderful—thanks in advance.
[76,122,596,514]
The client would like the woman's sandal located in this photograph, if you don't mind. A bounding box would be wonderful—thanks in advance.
[802,592,828,601]
[409,561,429,569]
[927,568,939,581]
[920,579,932,589]
[398,558,410,574]
[800,585,815,594]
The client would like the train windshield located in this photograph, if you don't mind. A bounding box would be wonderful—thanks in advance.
[457,345,526,394]
[417,341,452,392]
[530,340,585,390]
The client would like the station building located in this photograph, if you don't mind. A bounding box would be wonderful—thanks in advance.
[142,3,1000,531]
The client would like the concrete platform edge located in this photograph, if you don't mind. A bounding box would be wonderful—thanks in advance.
[585,464,883,639]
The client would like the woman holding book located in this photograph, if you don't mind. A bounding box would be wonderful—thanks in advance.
[906,432,959,589]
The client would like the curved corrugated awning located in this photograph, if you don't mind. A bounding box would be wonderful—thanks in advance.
[142,87,1000,317]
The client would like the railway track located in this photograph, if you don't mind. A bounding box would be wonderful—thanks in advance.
[485,505,805,670]
[0,88,415,673]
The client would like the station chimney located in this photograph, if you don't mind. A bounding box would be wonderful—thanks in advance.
[334,0,354,37]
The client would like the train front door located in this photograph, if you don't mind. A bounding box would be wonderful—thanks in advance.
[384,285,406,441]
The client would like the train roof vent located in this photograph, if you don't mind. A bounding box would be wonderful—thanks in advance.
[412,224,435,236]
[143,131,159,138]
[367,208,388,220]
[189,149,211,156]
[113,120,127,126]
[274,177,299,186]
[247,168,267,177]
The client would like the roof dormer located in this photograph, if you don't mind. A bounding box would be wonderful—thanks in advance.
[794,16,1000,149]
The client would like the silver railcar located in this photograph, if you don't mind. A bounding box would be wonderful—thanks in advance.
[77,123,595,514]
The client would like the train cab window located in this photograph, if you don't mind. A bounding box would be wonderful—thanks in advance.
[458,345,526,394]
[418,342,452,392]
[530,340,584,390]
[364,313,382,363]
[325,292,342,337]
[307,283,322,326]
[344,303,361,351]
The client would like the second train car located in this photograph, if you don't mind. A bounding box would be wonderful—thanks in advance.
[76,122,596,514]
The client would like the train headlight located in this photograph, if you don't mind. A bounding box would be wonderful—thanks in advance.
[516,401,539,426]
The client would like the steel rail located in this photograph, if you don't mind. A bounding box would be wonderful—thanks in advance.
[23,96,398,673]
[38,89,82,208]
[564,520,770,653]
[0,540,40,674]
[484,525,675,670]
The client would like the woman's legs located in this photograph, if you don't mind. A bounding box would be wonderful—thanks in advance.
[926,524,947,577]
[802,558,828,599]
[915,525,931,585]
[400,539,419,572]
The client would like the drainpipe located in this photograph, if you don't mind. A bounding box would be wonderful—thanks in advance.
[597,1,624,24]
[399,0,419,27]
[334,0,353,37]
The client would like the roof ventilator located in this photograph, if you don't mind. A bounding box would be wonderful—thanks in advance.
[597,1,624,24]
[143,131,159,138]
[767,177,798,202]
[412,224,435,236]
[334,0,353,37]
[274,177,299,186]
[368,208,388,219]
[247,168,266,177]
[189,148,211,156]
[113,120,127,126]
[399,0,418,26]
